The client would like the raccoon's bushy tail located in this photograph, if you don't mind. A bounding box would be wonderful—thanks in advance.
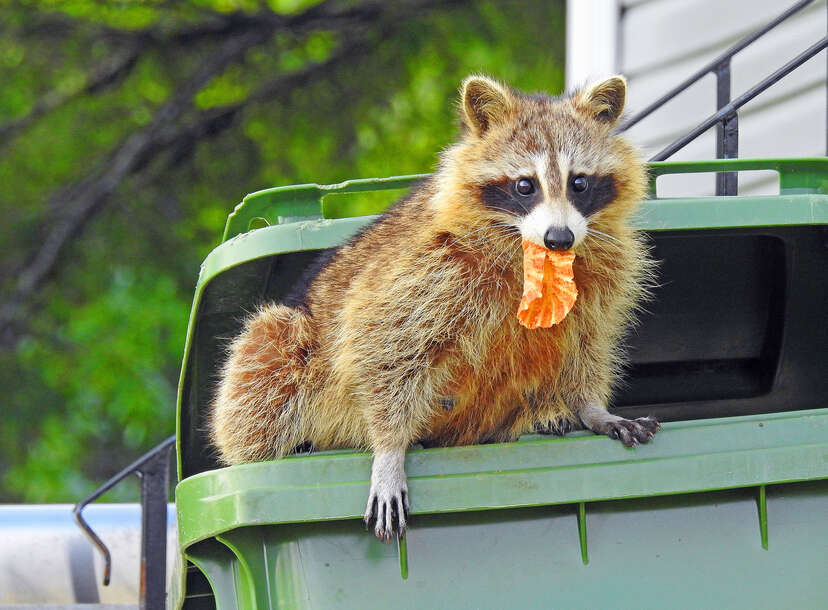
[211,303,314,464]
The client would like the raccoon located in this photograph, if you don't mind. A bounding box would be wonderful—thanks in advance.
[211,75,658,542]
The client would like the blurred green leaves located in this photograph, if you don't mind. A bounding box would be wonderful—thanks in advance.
[7,270,187,500]
[0,0,564,501]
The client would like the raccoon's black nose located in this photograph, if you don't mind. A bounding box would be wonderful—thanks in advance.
[544,227,574,250]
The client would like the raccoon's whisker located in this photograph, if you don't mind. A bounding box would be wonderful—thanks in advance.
[585,232,620,250]
[487,210,520,220]
[587,228,622,244]
[464,222,516,240]
[446,223,519,248]
[488,237,519,272]
[490,186,530,213]
[489,219,521,233]
[477,234,520,257]
[585,232,612,246]
[442,227,496,249]
[487,232,522,253]
[489,225,521,239]
[490,249,511,274]
[455,230,515,251]
[486,205,527,218]
[480,233,508,260]
[586,234,617,248]
[586,228,612,241]
[485,220,520,233]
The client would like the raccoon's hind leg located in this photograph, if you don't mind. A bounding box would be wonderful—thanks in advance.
[577,403,659,447]
[211,304,314,465]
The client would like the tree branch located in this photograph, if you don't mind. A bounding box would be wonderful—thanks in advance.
[0,48,140,147]
[0,0,463,347]
[0,0,365,148]
[0,30,265,343]
[182,31,377,139]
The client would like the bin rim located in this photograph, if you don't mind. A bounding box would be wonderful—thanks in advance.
[175,407,828,549]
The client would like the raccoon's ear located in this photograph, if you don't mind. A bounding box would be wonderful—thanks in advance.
[576,76,627,125]
[460,76,516,136]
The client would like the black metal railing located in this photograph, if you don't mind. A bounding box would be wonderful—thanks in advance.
[73,435,175,610]
[618,0,827,195]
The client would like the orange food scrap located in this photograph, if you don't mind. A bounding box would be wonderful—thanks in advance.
[517,240,578,329]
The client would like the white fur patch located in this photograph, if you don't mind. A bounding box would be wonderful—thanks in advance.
[519,202,587,248]
[557,152,571,188]
[533,152,550,199]
[519,205,562,248]
[568,207,588,245]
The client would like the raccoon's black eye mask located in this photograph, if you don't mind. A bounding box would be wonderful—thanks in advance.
[567,172,617,217]
[480,178,541,215]
[480,173,617,218]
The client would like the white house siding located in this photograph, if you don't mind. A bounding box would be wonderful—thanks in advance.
[568,0,827,196]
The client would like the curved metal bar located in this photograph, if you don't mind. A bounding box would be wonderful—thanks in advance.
[72,505,112,586]
[618,0,818,132]
[72,435,175,587]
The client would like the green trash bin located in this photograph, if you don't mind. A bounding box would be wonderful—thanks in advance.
[171,159,828,609]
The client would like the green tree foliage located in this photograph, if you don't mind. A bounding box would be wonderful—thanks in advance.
[0,0,565,501]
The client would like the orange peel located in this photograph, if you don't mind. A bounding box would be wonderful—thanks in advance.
[517,240,578,329]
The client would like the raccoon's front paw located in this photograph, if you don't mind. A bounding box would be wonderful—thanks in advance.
[603,416,659,447]
[592,415,659,447]
[364,481,409,543]
[363,448,409,543]
[579,405,660,447]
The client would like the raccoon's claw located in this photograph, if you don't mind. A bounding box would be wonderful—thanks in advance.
[534,417,576,436]
[606,416,659,447]
[364,487,409,543]
[364,448,409,543]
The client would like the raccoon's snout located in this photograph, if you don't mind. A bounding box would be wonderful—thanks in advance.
[519,205,584,249]
[543,227,574,251]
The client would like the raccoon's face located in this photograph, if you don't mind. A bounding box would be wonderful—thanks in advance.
[451,75,640,252]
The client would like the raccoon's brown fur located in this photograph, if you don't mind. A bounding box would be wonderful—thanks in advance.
[211,75,657,539]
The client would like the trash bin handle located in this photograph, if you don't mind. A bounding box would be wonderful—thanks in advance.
[222,174,427,241]
[647,158,828,197]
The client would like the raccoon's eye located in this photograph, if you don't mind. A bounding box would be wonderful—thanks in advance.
[515,177,535,196]
[571,174,589,193]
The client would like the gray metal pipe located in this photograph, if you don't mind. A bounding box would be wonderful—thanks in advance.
[0,504,176,605]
